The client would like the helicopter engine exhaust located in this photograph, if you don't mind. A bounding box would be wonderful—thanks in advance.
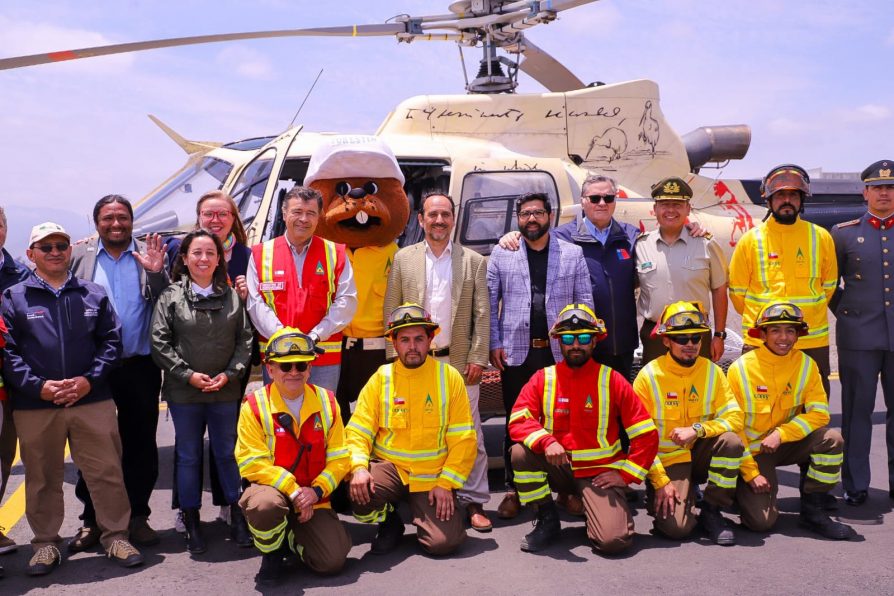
[682,125,752,172]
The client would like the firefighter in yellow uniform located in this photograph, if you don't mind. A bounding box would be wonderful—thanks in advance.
[346,304,477,556]
[236,328,352,586]
[634,301,744,545]
[727,303,855,540]
[728,164,837,394]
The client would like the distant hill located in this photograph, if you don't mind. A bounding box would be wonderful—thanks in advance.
[3,205,94,260]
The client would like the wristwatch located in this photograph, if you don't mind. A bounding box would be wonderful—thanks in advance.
[713,330,727,340]
[692,423,706,438]
[312,486,324,501]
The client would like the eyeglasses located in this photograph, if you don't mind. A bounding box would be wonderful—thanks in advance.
[668,334,703,345]
[275,361,309,373]
[585,194,616,204]
[266,332,316,360]
[518,209,548,220]
[199,210,233,221]
[757,303,804,325]
[33,241,70,253]
[559,333,593,346]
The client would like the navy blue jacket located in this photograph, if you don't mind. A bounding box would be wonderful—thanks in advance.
[0,249,29,293]
[554,216,639,357]
[1,272,122,410]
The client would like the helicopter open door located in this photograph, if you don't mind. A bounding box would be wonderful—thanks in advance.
[447,156,577,255]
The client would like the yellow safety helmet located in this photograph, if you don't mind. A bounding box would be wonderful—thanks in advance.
[653,301,711,337]
[385,303,440,339]
[748,302,809,338]
[549,303,607,341]
[265,327,323,363]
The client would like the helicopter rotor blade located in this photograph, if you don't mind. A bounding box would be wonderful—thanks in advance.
[516,37,584,92]
[0,24,406,71]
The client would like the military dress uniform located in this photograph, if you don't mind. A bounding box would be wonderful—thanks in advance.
[831,160,894,501]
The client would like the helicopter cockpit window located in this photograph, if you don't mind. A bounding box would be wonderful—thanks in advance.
[459,171,559,255]
[231,148,276,229]
[133,156,233,235]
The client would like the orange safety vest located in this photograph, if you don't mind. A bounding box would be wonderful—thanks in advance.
[246,384,336,502]
[252,235,346,366]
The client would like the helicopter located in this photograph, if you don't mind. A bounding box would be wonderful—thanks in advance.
[1,0,869,257]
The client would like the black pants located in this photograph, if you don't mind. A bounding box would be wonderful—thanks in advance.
[76,355,161,524]
[335,341,387,424]
[501,347,555,489]
[593,351,635,383]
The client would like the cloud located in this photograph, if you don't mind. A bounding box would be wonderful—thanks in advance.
[839,103,891,123]
[216,46,275,80]
[0,15,134,75]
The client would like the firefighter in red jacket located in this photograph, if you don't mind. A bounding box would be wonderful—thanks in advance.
[236,328,351,586]
[508,304,659,554]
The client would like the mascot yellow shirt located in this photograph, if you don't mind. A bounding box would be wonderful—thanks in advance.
[345,243,398,338]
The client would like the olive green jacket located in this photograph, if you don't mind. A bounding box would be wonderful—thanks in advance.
[151,278,252,404]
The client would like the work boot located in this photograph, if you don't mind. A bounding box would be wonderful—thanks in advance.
[68,525,100,553]
[556,492,584,517]
[799,493,855,540]
[128,516,160,546]
[0,529,18,554]
[520,501,561,552]
[370,509,405,555]
[255,546,286,587]
[182,509,207,554]
[26,545,62,577]
[698,504,736,546]
[229,503,253,548]
[467,503,493,533]
[497,491,521,519]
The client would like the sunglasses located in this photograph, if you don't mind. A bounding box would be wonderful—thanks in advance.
[33,241,70,253]
[668,334,703,346]
[585,194,616,204]
[560,333,593,346]
[274,361,309,373]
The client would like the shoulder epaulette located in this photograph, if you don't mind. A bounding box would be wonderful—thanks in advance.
[834,218,861,229]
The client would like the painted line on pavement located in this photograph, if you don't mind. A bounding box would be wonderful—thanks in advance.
[0,443,70,534]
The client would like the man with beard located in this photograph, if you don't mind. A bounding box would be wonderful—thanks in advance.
[729,165,837,395]
[487,193,593,519]
[727,302,854,540]
[636,177,728,365]
[384,193,492,531]
[346,304,476,555]
[508,305,658,554]
[634,301,744,546]
[69,195,169,550]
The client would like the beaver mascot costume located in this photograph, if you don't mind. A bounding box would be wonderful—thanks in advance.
[304,135,409,422]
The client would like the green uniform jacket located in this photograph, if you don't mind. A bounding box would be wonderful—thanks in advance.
[151,277,252,404]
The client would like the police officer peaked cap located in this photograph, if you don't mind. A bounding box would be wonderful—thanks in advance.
[861,160,894,186]
[650,177,693,201]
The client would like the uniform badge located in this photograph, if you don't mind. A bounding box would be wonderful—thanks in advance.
[858,237,865,243]
[616,248,630,260]
[768,253,779,260]
[639,261,653,270]
[313,414,323,431]
[665,392,678,407]
[315,261,325,275]
[424,394,434,414]
[584,395,594,409]
[393,397,405,405]
[258,281,285,291]
[688,385,699,402]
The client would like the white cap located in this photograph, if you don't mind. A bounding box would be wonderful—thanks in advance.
[304,135,405,186]
[29,222,70,246]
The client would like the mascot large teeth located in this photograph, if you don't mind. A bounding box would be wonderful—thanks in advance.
[305,135,409,421]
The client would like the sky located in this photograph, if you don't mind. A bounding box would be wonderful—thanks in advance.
[1,0,892,253]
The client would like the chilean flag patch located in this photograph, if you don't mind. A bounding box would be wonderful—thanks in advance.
[757,385,768,393]
[768,253,779,260]
[616,248,631,260]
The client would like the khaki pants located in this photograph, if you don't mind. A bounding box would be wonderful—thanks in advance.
[351,460,466,556]
[239,484,350,574]
[646,432,743,539]
[736,427,843,532]
[511,444,634,554]
[14,400,130,551]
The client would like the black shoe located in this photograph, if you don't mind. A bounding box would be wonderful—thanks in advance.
[255,548,285,587]
[370,509,405,555]
[68,525,100,553]
[843,490,868,507]
[182,509,207,554]
[889,488,894,500]
[228,504,253,548]
[520,501,561,553]
[800,493,855,540]
[699,504,736,546]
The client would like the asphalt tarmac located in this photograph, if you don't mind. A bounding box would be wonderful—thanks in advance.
[1,377,892,595]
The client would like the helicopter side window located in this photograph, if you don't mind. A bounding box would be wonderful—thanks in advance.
[458,171,559,256]
[232,148,276,230]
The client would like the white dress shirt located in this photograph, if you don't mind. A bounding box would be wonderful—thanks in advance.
[424,241,452,349]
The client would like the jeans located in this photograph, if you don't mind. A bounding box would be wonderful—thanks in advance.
[168,401,241,510]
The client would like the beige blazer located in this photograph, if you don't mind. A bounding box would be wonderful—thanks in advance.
[383,241,490,383]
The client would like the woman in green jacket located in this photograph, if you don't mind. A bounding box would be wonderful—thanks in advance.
[151,230,253,554]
